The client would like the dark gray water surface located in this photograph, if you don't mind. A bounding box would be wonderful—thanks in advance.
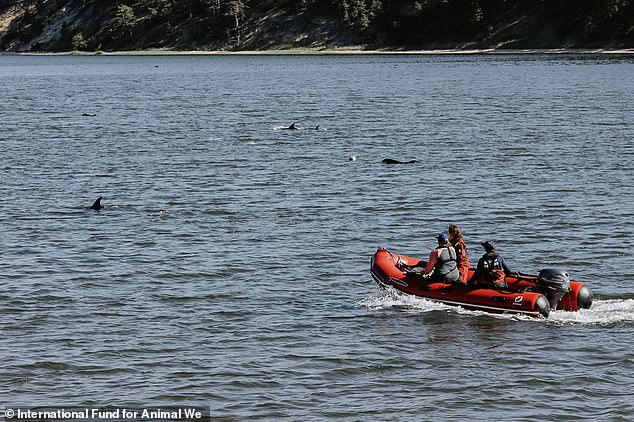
[1,54,633,420]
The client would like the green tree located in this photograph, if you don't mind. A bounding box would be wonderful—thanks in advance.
[225,0,246,44]
[113,4,136,32]
[341,0,382,32]
[71,32,88,50]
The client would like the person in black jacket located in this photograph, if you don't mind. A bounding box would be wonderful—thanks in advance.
[470,241,512,288]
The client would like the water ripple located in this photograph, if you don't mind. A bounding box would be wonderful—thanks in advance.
[0,54,633,419]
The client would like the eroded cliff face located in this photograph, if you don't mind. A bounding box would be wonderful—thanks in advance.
[1,0,633,52]
[0,1,84,51]
[0,0,350,52]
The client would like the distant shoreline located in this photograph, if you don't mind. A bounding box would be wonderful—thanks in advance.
[3,47,634,56]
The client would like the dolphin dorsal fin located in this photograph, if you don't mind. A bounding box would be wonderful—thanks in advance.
[90,197,103,210]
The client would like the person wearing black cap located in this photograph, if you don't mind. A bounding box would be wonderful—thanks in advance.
[470,241,512,288]
[419,233,461,284]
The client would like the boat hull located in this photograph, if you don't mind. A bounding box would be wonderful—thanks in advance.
[370,248,592,318]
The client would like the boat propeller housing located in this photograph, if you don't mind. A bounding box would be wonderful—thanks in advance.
[538,269,571,310]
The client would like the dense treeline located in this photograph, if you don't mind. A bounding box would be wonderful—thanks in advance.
[1,0,633,51]
[334,0,634,48]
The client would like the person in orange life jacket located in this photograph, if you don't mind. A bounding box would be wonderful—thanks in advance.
[421,233,461,284]
[448,223,470,283]
[470,241,512,288]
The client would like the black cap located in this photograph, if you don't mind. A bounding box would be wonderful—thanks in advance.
[481,241,495,252]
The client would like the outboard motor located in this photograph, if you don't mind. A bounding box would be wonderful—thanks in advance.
[538,269,570,310]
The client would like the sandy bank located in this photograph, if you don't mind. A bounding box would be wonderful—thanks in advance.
[4,47,634,56]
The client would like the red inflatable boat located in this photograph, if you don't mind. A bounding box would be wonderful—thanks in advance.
[370,247,593,318]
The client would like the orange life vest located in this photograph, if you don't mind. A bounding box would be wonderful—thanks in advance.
[478,254,505,285]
